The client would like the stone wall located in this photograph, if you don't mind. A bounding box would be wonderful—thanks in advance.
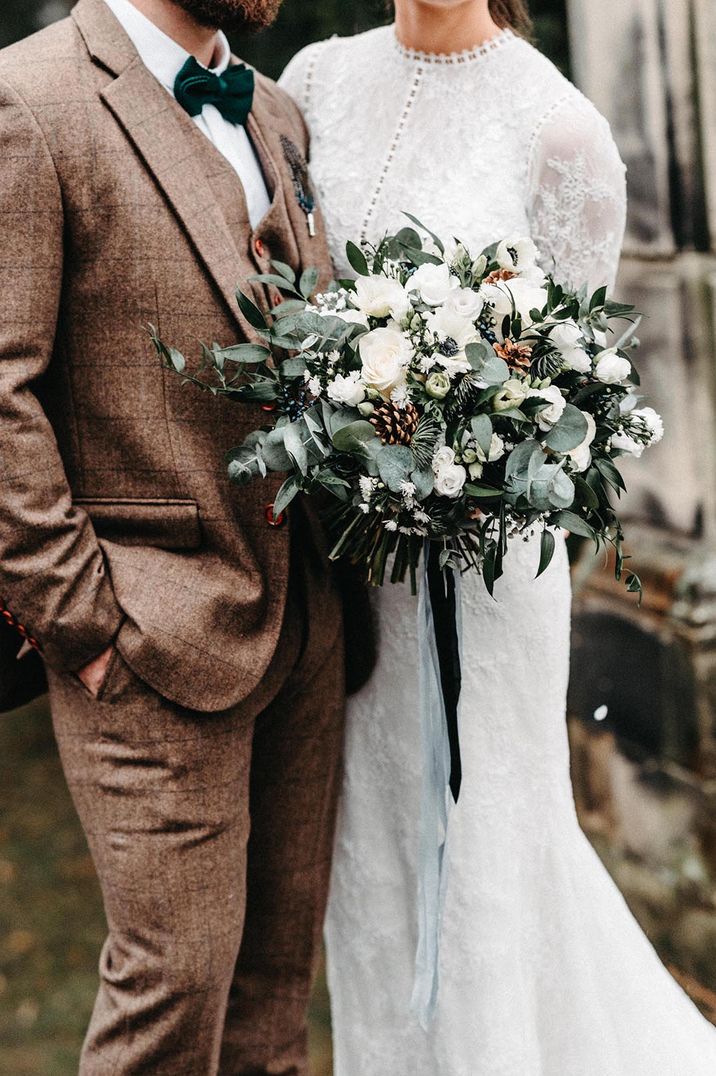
[567,0,716,994]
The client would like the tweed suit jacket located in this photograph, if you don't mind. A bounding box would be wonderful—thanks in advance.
[0,0,338,712]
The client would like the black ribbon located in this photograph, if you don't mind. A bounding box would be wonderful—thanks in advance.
[426,545,462,803]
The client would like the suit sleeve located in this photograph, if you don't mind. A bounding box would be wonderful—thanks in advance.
[0,78,124,672]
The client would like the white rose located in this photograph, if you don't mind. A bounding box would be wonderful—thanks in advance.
[495,235,540,273]
[563,347,592,374]
[568,411,597,472]
[595,347,631,384]
[354,275,410,320]
[527,384,567,431]
[444,286,484,320]
[326,371,366,407]
[475,432,506,463]
[359,327,413,398]
[434,462,467,498]
[432,445,457,470]
[409,262,457,306]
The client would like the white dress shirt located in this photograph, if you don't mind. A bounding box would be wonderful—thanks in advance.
[103,0,271,229]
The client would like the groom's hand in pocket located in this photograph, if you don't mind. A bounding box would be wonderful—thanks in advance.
[77,644,114,698]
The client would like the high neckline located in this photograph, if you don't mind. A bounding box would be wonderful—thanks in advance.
[391,24,515,66]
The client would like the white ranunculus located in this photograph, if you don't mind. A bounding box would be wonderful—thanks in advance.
[354,275,410,320]
[568,411,597,472]
[495,235,540,273]
[444,286,484,320]
[595,347,631,384]
[475,432,506,464]
[409,262,457,306]
[326,371,366,407]
[527,384,567,431]
[359,327,413,398]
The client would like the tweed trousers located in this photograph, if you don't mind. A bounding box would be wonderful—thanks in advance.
[47,530,344,1076]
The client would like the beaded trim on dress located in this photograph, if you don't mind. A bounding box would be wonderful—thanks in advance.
[391,25,515,66]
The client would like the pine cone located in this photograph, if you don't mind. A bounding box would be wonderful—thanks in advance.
[495,338,533,373]
[484,268,518,285]
[370,401,420,445]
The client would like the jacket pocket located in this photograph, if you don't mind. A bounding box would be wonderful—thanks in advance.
[74,498,202,551]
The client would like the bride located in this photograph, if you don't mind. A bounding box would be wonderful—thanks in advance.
[281,2,716,1073]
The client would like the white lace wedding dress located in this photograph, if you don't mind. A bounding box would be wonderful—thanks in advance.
[280,26,716,1076]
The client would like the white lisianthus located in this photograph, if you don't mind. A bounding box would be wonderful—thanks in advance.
[359,327,412,398]
[636,406,664,445]
[432,446,467,498]
[354,274,410,320]
[610,430,643,457]
[595,347,632,384]
[409,261,457,306]
[444,286,484,320]
[495,236,540,274]
[492,378,529,412]
[326,371,366,407]
[568,411,597,472]
[475,432,506,464]
[336,307,369,328]
[548,322,591,373]
[527,385,567,431]
[481,278,548,337]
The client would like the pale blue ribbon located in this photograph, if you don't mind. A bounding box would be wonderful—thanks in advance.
[411,549,463,1028]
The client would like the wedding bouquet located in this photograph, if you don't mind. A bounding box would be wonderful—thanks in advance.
[153,215,662,598]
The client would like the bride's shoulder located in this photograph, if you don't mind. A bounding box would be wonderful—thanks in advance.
[279,25,392,108]
[507,38,619,161]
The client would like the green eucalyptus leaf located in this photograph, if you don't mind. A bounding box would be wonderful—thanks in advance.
[331,419,378,454]
[299,266,320,299]
[470,413,493,458]
[377,444,414,492]
[466,342,510,385]
[261,427,292,471]
[216,343,272,365]
[410,467,434,500]
[283,419,309,475]
[544,403,589,453]
[271,260,296,284]
[273,475,300,518]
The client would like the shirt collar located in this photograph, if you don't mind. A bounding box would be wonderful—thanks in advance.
[102,0,231,93]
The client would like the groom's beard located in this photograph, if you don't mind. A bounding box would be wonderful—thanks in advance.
[171,0,282,34]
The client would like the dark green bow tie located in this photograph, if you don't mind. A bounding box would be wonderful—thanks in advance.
[174,56,255,127]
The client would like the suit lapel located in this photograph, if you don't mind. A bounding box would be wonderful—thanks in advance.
[72,0,253,335]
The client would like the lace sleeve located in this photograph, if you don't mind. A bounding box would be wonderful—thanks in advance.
[528,91,627,291]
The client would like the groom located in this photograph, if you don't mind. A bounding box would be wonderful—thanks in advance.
[0,0,350,1071]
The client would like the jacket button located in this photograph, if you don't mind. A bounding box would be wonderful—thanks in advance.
[265,503,286,528]
[254,237,266,258]
[271,291,283,308]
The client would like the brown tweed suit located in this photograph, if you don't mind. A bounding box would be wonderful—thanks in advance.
[0,1,351,1072]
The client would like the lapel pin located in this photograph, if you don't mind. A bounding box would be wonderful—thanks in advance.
[280,135,316,238]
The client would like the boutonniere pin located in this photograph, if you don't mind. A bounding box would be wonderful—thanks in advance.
[281,135,316,238]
